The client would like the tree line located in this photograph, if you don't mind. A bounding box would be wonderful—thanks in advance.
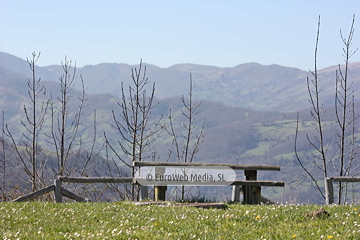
[0,55,205,202]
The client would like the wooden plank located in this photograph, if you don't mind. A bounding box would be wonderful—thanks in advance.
[231,180,285,187]
[12,185,55,202]
[60,177,133,183]
[176,203,226,209]
[133,161,280,171]
[133,202,227,209]
[325,178,334,205]
[331,177,360,182]
[133,201,171,206]
[62,188,89,202]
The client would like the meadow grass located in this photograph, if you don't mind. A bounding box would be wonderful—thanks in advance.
[1,202,360,239]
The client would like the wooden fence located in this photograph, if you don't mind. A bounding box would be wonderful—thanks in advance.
[12,161,285,204]
[12,177,134,203]
[325,177,360,204]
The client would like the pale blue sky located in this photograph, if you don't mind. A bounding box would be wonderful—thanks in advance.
[1,0,359,71]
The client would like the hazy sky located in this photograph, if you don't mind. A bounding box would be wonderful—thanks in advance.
[1,0,359,71]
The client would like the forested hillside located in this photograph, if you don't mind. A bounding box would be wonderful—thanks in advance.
[1,52,360,204]
[2,51,360,112]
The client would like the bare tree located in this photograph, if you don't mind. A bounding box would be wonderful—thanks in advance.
[0,111,7,201]
[47,57,93,177]
[166,73,205,201]
[104,60,163,201]
[45,57,103,202]
[95,140,128,200]
[334,15,359,203]
[295,15,358,204]
[5,52,49,192]
[0,111,18,201]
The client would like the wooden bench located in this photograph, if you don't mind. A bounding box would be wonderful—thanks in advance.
[134,161,284,204]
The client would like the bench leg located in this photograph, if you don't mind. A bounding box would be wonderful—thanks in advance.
[243,186,261,204]
[251,186,261,204]
[154,186,167,201]
[231,185,241,202]
[154,167,167,201]
[243,170,261,204]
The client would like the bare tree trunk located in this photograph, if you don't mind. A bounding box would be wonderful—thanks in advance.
[1,111,6,201]
[46,57,92,178]
[294,17,327,198]
[104,60,163,201]
[5,52,49,192]
[166,73,205,201]
[334,15,358,204]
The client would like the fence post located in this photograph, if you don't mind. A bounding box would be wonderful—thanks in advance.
[54,178,62,203]
[140,185,148,201]
[325,177,334,205]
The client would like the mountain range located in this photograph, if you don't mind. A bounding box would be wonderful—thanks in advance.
[2,51,360,112]
[1,51,360,204]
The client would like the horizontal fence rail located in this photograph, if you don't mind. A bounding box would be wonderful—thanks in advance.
[60,177,134,184]
[12,185,55,202]
[55,177,135,203]
[331,177,360,182]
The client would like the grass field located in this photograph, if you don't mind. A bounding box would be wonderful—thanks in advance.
[1,202,360,239]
